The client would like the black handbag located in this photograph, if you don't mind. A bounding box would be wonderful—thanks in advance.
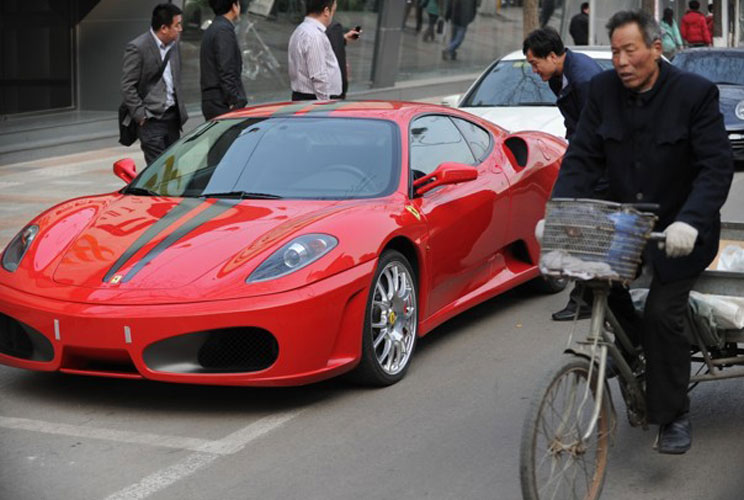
[118,48,173,146]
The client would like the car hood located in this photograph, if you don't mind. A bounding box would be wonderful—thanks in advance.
[48,195,360,291]
[718,85,744,130]
[459,106,566,137]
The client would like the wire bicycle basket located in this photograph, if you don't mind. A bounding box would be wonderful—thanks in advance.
[539,198,658,283]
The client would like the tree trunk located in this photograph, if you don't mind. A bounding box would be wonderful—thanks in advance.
[523,0,538,36]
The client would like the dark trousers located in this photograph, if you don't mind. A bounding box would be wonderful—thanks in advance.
[138,107,180,165]
[608,272,697,425]
[202,99,231,121]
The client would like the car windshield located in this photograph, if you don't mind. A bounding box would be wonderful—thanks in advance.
[461,57,613,107]
[672,52,744,85]
[127,116,400,199]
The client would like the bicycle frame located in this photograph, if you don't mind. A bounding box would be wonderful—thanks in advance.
[564,282,649,441]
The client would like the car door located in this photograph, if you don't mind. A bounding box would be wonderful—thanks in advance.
[409,114,510,318]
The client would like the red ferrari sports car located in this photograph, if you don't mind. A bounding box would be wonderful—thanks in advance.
[0,101,565,387]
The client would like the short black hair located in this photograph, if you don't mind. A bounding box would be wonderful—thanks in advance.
[306,0,336,15]
[522,27,565,58]
[210,0,239,16]
[606,10,661,47]
[151,3,182,31]
[581,2,589,12]
[689,0,700,10]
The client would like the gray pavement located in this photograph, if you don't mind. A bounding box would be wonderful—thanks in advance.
[1,141,744,499]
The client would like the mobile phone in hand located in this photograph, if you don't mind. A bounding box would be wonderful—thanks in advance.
[351,25,362,39]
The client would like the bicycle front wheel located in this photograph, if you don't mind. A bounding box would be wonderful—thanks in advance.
[520,356,612,500]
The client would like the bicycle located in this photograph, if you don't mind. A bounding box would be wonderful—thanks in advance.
[519,198,744,499]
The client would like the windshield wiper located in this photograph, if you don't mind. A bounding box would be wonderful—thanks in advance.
[122,186,159,196]
[200,191,283,199]
[715,81,742,86]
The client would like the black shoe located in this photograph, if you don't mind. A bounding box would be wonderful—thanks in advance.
[441,49,450,61]
[452,50,457,60]
[551,302,592,321]
[654,414,692,454]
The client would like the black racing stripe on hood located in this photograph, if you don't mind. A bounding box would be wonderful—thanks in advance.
[102,198,202,283]
[120,200,240,284]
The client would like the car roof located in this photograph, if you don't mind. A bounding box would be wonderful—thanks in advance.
[219,100,480,121]
[677,47,744,56]
[501,46,612,61]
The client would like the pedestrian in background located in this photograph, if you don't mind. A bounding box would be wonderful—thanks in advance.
[569,2,589,45]
[403,0,424,32]
[660,7,684,59]
[288,0,343,100]
[540,0,555,28]
[551,10,733,453]
[706,3,714,38]
[421,0,442,43]
[121,3,188,165]
[326,22,362,99]
[523,26,603,321]
[681,0,711,47]
[442,0,477,61]
[200,0,247,121]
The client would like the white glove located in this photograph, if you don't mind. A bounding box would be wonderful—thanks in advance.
[663,221,698,258]
[535,219,545,244]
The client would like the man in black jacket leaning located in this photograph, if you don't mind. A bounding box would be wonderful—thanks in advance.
[549,10,733,454]
[523,27,603,321]
[200,0,247,120]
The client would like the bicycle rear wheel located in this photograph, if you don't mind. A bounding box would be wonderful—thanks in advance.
[520,356,612,500]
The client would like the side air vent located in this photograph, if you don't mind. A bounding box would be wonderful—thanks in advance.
[504,136,529,169]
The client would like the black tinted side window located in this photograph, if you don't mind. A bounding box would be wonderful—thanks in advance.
[452,117,491,163]
[409,115,475,177]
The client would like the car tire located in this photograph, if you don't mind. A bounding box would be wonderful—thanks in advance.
[352,250,418,386]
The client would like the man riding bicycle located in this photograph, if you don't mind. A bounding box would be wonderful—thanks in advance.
[549,10,733,454]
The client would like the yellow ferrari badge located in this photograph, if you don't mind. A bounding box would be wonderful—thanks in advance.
[405,205,421,221]
[110,275,122,284]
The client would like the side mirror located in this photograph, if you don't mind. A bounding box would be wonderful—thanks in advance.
[113,158,137,183]
[441,94,462,107]
[413,162,478,196]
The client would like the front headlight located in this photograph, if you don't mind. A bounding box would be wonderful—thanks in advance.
[2,225,39,272]
[246,233,337,283]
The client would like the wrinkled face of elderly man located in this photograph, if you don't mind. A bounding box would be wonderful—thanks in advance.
[611,21,663,92]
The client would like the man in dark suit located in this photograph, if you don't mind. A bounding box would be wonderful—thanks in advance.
[523,26,603,321]
[569,2,589,45]
[121,3,188,165]
[550,10,733,453]
[200,0,247,120]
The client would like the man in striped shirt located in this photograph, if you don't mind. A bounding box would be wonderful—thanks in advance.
[288,0,343,100]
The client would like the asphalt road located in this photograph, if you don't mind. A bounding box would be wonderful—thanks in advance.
[1,147,744,500]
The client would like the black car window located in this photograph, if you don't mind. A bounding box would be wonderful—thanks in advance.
[409,115,475,177]
[672,52,744,85]
[461,58,613,107]
[451,117,491,162]
[128,117,400,199]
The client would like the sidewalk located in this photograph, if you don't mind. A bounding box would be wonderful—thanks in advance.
[0,6,525,166]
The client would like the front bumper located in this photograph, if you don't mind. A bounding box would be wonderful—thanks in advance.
[0,260,375,386]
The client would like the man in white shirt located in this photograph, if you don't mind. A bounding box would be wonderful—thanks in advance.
[288,0,344,101]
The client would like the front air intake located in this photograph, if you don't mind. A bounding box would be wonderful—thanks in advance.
[143,327,279,374]
[0,313,54,362]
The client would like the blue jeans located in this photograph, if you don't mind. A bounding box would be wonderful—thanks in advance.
[447,24,467,55]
